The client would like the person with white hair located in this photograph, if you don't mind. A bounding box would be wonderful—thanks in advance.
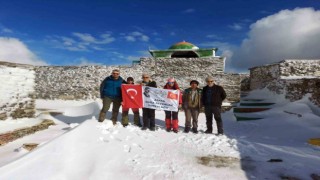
[202,76,226,135]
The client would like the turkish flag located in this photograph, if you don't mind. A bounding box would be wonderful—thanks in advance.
[167,91,178,100]
[121,84,143,108]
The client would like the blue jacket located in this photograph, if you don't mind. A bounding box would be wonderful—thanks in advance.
[100,75,125,99]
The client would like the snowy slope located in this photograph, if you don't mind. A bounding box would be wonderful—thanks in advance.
[0,90,319,180]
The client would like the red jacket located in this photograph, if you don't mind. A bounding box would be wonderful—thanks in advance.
[163,82,182,104]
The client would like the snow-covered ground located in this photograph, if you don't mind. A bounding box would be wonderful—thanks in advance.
[0,90,319,180]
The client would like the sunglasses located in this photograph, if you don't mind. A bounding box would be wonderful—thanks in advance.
[142,77,149,78]
[167,82,174,84]
[112,73,119,75]
[207,81,213,83]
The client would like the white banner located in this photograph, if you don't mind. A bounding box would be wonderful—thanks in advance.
[142,86,179,111]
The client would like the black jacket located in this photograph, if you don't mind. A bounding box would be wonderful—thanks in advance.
[202,85,226,106]
[142,80,157,88]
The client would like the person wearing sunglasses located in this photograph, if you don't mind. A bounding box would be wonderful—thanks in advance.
[140,73,157,131]
[163,77,182,133]
[202,76,226,135]
[98,69,126,124]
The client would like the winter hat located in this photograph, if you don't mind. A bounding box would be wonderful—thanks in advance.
[190,80,199,85]
[167,77,175,83]
[127,77,134,82]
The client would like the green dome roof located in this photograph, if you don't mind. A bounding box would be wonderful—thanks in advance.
[169,41,199,50]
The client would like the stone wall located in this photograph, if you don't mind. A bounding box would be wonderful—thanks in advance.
[35,57,242,103]
[279,60,320,77]
[249,63,279,90]
[0,62,36,120]
[249,59,320,107]
[284,79,320,106]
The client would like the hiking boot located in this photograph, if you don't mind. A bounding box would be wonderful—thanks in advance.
[184,127,190,133]
[149,127,155,131]
[122,124,128,127]
[98,112,106,122]
[216,133,224,136]
[192,128,198,134]
[134,123,142,127]
[112,121,117,125]
[141,126,148,130]
[204,129,212,134]
[173,129,178,133]
[166,128,171,132]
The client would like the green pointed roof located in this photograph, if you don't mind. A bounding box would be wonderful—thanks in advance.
[169,41,199,50]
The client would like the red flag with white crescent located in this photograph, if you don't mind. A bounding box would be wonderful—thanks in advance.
[121,84,143,108]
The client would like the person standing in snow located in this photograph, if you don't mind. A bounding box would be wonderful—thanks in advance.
[121,77,141,127]
[140,73,157,131]
[182,80,202,133]
[98,69,126,124]
[202,76,226,135]
[164,77,182,133]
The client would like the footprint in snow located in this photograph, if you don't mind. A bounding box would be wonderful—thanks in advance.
[124,145,131,152]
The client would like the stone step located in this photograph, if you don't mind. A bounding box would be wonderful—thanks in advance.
[0,119,55,146]
[234,115,263,121]
[233,107,271,113]
[241,99,265,102]
[308,138,320,146]
[239,102,275,106]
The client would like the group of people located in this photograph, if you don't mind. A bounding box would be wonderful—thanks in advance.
[98,69,227,135]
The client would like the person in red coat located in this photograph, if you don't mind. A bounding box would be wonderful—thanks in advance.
[163,77,182,133]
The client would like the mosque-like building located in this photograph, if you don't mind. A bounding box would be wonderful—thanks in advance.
[149,41,218,58]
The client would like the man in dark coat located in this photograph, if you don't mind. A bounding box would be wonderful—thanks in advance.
[99,69,126,124]
[202,76,227,135]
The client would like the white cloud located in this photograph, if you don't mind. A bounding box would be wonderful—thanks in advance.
[228,23,243,31]
[131,31,143,36]
[230,8,320,72]
[0,37,46,65]
[2,28,13,33]
[182,8,195,13]
[206,34,219,39]
[140,35,149,42]
[46,32,115,52]
[124,32,149,42]
[125,36,136,42]
[199,41,236,69]
[72,32,96,43]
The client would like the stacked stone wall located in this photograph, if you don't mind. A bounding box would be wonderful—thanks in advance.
[284,79,320,106]
[0,62,36,120]
[35,57,242,103]
[279,60,320,77]
[249,59,320,107]
[249,63,280,90]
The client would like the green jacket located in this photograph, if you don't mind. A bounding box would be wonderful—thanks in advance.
[182,88,202,109]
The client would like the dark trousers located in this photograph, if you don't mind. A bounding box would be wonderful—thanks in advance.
[142,108,155,128]
[204,106,223,134]
[99,97,121,122]
[165,111,178,120]
[184,108,199,129]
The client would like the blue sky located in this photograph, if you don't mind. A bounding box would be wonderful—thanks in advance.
[0,0,320,72]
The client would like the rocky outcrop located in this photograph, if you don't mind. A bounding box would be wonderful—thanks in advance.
[0,119,55,146]
[0,62,36,120]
